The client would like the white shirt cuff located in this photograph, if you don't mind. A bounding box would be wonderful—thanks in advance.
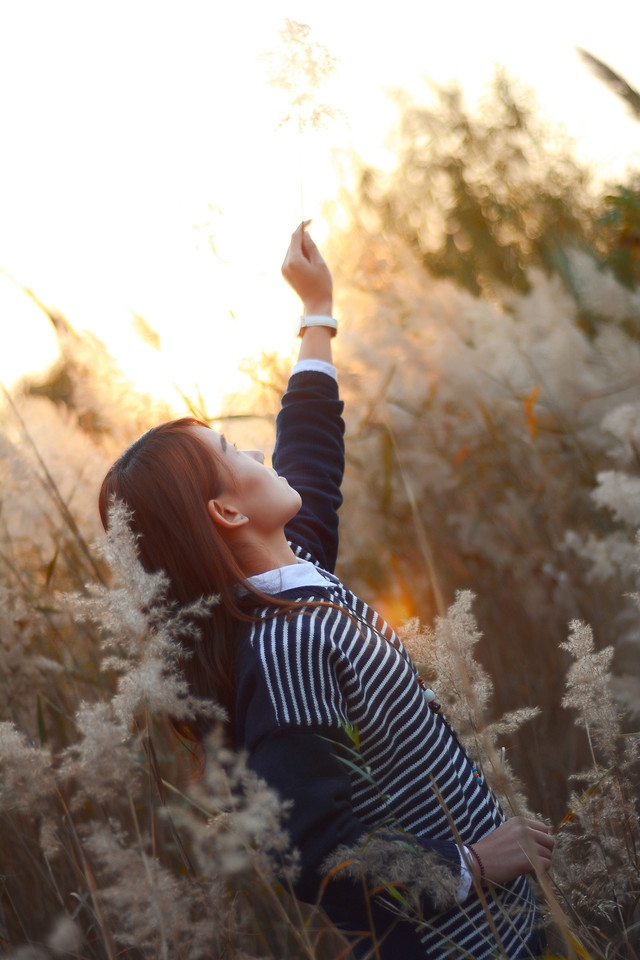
[457,847,473,902]
[291,358,337,381]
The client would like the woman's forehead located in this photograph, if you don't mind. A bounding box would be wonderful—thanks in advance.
[189,425,224,450]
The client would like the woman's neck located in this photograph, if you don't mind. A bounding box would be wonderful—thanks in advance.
[233,532,299,578]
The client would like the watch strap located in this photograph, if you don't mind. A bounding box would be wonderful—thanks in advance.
[295,314,338,337]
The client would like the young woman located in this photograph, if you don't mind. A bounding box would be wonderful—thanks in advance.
[100,223,555,958]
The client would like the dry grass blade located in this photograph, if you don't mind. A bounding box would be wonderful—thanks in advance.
[383,418,446,617]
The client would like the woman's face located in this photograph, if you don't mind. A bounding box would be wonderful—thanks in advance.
[191,426,302,533]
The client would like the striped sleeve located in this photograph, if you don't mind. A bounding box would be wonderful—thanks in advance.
[249,604,353,729]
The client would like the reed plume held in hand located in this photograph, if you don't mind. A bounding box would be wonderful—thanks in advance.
[260,20,341,219]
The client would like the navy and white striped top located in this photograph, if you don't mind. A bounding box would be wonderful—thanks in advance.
[235,367,539,959]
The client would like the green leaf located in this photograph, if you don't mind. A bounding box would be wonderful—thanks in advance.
[333,754,375,786]
[374,881,408,905]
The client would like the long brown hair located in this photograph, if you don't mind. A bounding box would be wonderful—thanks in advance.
[99,417,281,745]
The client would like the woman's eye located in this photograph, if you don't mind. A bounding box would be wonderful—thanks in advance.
[221,434,238,452]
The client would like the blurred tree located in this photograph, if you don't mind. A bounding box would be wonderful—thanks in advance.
[355,71,598,299]
[351,70,640,329]
[574,50,640,291]
[597,183,640,290]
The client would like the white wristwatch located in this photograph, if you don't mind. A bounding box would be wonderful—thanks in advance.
[295,314,338,338]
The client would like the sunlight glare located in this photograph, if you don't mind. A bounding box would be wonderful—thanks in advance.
[1,0,638,414]
[0,275,60,388]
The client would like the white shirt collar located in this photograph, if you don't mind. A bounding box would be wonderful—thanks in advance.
[246,558,332,595]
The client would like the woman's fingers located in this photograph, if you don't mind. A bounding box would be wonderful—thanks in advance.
[524,818,550,831]
[285,219,312,257]
[520,822,555,875]
[301,226,323,263]
[520,819,555,857]
[281,221,333,314]
[282,221,311,276]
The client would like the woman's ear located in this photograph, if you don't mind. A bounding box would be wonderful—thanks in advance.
[207,499,248,530]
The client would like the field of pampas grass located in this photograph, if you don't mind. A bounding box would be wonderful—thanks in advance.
[3,151,640,955]
[0,285,640,960]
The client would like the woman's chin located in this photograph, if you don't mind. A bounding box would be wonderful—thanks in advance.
[289,493,303,519]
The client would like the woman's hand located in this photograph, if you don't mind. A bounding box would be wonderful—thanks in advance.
[469,816,555,886]
[282,220,333,317]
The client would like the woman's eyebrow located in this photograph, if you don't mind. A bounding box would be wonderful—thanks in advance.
[220,433,228,453]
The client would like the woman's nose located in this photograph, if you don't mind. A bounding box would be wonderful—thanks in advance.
[243,449,264,464]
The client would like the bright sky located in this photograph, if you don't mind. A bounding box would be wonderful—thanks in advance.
[0,0,638,413]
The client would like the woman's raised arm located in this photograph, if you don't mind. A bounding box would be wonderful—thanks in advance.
[274,222,345,572]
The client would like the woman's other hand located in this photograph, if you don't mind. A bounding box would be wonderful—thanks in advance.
[282,220,333,317]
[470,816,555,886]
